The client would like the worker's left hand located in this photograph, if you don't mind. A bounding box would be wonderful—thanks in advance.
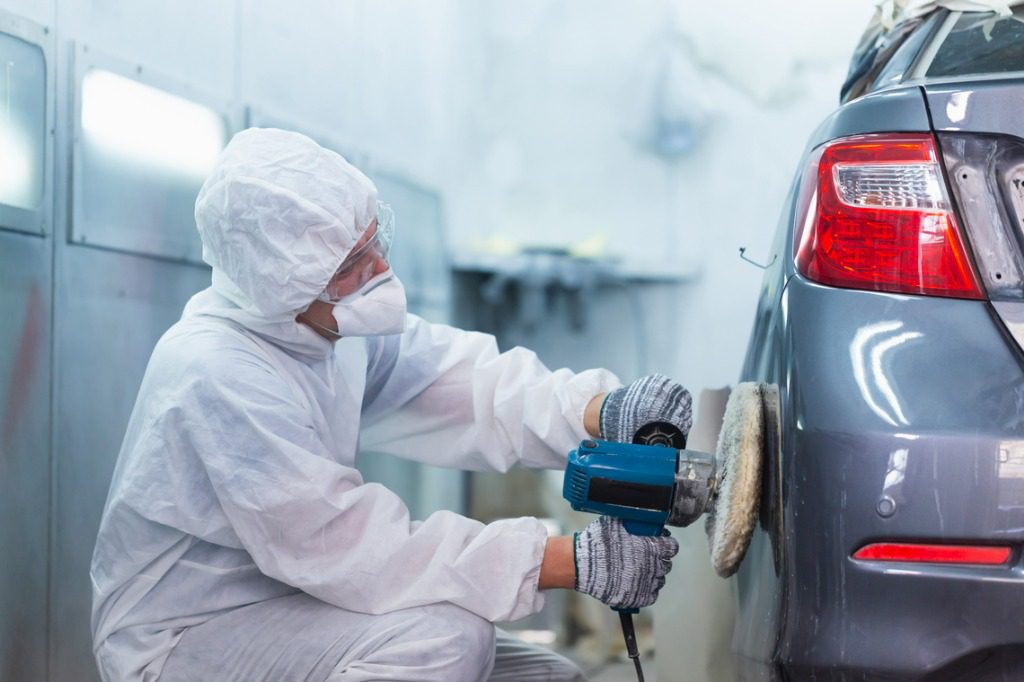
[600,374,692,444]
[574,516,679,610]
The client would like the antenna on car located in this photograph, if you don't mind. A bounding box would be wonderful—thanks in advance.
[738,247,777,270]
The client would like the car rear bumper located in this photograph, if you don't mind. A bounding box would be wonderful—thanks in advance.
[741,275,1024,679]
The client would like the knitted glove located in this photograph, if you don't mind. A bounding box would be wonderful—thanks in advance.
[574,516,679,610]
[600,374,693,444]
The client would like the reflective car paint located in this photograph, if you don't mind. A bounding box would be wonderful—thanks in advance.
[733,78,1024,679]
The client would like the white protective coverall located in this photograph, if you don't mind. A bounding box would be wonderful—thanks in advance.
[90,128,621,681]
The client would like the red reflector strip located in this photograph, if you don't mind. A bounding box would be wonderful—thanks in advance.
[853,542,1012,566]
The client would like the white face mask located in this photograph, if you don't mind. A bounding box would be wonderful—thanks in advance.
[329,271,407,337]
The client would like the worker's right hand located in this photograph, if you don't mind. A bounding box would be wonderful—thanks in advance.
[574,516,679,610]
[600,374,692,444]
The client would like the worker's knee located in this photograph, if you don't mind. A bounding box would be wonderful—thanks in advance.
[328,603,496,680]
[491,655,586,682]
[421,603,496,679]
[490,628,587,681]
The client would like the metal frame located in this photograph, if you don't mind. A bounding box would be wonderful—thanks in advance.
[909,10,963,80]
[69,42,243,263]
[0,9,53,237]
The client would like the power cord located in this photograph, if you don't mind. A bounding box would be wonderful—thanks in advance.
[618,611,645,682]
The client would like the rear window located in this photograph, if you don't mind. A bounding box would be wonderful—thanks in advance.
[927,8,1024,78]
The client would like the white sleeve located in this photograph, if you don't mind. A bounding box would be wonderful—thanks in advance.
[186,347,554,622]
[360,314,622,471]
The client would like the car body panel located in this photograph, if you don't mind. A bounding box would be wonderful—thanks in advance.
[994,301,1024,356]
[927,79,1024,137]
[805,88,933,156]
[928,78,1024,368]
[739,274,1024,679]
[734,55,1024,678]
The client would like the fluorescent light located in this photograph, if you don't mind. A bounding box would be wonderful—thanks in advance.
[81,69,226,177]
[0,121,36,208]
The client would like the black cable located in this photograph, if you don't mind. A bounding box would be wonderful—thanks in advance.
[618,611,645,682]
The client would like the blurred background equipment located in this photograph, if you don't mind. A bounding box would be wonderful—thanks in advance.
[0,1,872,680]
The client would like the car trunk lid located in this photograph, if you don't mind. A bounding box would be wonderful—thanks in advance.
[928,79,1024,353]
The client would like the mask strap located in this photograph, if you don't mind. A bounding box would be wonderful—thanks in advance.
[301,314,343,339]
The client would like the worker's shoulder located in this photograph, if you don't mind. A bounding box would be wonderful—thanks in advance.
[153,316,277,380]
[397,313,471,346]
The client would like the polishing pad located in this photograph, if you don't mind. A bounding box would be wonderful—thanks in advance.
[706,382,765,578]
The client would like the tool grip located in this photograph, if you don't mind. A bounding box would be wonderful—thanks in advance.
[617,520,665,617]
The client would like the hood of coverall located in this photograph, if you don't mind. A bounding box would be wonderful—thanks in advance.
[195,127,379,320]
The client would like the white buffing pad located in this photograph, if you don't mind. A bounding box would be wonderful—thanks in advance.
[706,382,765,578]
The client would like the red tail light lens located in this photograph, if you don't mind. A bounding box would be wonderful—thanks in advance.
[795,134,983,299]
[853,542,1012,566]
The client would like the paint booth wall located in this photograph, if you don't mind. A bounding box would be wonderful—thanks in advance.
[0,1,870,680]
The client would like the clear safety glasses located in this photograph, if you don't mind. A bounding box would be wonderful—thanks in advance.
[318,202,395,304]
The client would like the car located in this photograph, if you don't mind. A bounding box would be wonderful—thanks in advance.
[735,5,1024,680]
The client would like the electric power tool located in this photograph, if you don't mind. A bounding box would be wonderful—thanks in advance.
[562,382,775,681]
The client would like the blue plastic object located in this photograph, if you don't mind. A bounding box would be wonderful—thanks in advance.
[563,439,678,537]
[564,438,679,626]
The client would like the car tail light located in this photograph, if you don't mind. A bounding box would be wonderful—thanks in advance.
[853,542,1012,566]
[795,134,983,299]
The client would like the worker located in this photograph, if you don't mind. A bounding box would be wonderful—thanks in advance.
[90,128,690,682]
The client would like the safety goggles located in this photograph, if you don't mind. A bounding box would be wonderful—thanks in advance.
[318,202,395,304]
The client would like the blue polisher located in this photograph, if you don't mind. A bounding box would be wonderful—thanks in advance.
[562,383,770,681]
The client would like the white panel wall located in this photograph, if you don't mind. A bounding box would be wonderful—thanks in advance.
[234,0,873,395]
[240,0,465,181]
[2,0,52,26]
[40,0,874,396]
[55,0,236,95]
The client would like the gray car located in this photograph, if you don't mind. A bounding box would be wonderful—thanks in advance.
[736,7,1024,680]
